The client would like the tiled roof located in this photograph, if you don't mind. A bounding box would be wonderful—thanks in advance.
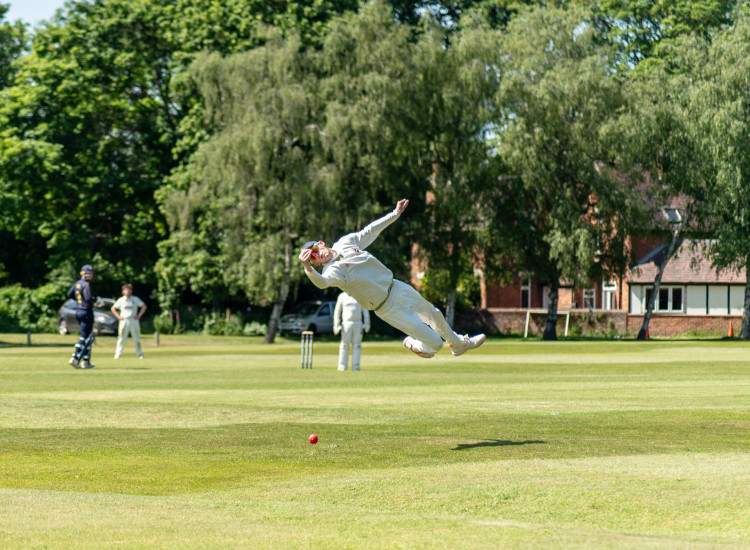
[628,240,746,284]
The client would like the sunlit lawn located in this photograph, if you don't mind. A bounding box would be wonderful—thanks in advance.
[1,333,749,549]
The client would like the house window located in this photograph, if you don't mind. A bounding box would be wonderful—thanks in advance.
[672,288,683,311]
[662,207,682,224]
[602,281,617,310]
[521,279,531,308]
[645,286,684,313]
[583,289,596,309]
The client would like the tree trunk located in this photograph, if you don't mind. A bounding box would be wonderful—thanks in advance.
[543,282,559,340]
[741,260,750,340]
[263,238,293,344]
[636,243,671,340]
[638,208,690,340]
[638,240,678,339]
[445,286,457,328]
[444,242,461,328]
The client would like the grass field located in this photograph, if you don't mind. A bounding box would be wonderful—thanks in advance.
[1,333,749,549]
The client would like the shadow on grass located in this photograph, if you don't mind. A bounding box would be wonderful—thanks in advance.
[452,439,546,451]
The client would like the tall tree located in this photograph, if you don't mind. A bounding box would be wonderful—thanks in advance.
[0,3,26,89]
[0,0,183,292]
[0,4,29,283]
[681,13,750,339]
[0,0,367,296]
[319,2,508,326]
[609,57,706,340]
[495,4,642,340]
[407,13,505,326]
[317,0,421,265]
[157,32,330,342]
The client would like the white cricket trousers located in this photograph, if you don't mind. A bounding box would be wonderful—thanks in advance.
[338,321,364,371]
[115,318,143,358]
[375,280,465,355]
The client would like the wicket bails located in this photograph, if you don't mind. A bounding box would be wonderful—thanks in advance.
[301,330,314,369]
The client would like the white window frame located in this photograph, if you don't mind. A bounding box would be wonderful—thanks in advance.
[645,285,685,313]
[521,279,531,308]
[602,281,617,310]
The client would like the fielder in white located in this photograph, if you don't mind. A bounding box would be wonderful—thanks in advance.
[299,199,485,358]
[334,291,371,371]
[111,284,147,359]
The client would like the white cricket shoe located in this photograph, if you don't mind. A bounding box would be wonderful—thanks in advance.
[69,357,79,368]
[450,333,486,357]
[80,360,95,369]
[402,337,435,359]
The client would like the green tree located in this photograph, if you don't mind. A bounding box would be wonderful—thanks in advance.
[157,32,330,342]
[0,3,29,283]
[0,0,363,294]
[319,3,508,326]
[679,14,750,339]
[316,0,420,265]
[609,56,707,340]
[595,0,738,68]
[406,14,505,326]
[0,0,181,293]
[495,5,641,340]
[391,0,543,28]
[0,3,26,89]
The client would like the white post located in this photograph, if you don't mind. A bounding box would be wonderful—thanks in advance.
[564,312,570,337]
[524,310,531,338]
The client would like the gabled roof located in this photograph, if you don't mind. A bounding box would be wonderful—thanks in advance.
[628,240,746,284]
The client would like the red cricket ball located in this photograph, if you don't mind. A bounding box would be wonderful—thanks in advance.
[308,433,318,444]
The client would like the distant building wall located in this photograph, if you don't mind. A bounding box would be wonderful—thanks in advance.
[456,308,742,338]
[626,314,741,337]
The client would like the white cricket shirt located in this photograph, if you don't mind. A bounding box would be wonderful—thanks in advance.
[113,295,145,319]
[304,209,400,310]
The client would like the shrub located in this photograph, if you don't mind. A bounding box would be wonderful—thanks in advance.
[0,283,64,333]
[152,314,175,335]
[202,312,244,336]
[149,309,267,337]
[242,321,267,336]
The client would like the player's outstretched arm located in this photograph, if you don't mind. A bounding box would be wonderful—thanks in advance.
[354,198,409,250]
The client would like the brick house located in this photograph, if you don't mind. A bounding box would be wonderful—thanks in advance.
[625,240,745,336]
[411,169,746,336]
[469,217,746,337]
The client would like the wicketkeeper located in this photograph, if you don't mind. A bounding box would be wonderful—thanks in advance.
[334,291,370,371]
[299,199,485,358]
[67,264,97,369]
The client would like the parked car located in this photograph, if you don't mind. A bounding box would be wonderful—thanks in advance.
[57,298,118,335]
[279,300,336,335]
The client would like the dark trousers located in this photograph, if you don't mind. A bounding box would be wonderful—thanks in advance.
[73,309,94,361]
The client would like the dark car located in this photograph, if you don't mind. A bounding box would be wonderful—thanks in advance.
[57,298,118,335]
[279,301,336,335]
